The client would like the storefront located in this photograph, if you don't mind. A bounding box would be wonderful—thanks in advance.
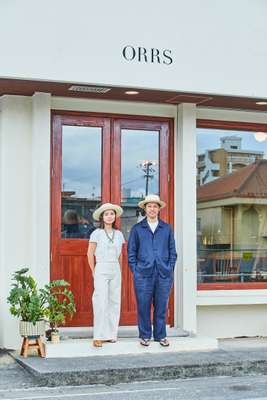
[1,0,267,349]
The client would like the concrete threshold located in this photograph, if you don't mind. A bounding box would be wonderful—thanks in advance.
[59,326,189,339]
[45,336,217,358]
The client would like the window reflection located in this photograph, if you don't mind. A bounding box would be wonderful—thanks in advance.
[61,126,102,239]
[197,129,267,284]
[121,130,159,239]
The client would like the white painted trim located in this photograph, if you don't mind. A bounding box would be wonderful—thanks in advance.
[175,103,197,333]
[52,97,177,117]
[32,92,51,286]
[197,107,267,123]
[198,197,267,209]
[197,289,267,306]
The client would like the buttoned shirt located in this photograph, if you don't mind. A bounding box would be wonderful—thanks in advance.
[127,218,177,277]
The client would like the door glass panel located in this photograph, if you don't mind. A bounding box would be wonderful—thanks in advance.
[121,129,159,239]
[61,125,102,239]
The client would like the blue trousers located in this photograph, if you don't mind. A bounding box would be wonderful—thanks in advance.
[133,266,173,340]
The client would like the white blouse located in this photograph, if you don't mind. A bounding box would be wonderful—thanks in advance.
[90,228,125,263]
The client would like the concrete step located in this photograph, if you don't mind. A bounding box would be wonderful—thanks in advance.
[45,336,218,358]
[59,326,189,340]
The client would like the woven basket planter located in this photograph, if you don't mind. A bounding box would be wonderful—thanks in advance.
[51,331,60,343]
[19,320,46,337]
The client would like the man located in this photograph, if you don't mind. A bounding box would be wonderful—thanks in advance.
[127,194,177,347]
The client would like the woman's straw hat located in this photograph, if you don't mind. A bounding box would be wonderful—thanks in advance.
[92,203,123,221]
[138,194,166,210]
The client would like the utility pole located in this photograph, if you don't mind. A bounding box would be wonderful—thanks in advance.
[140,160,157,195]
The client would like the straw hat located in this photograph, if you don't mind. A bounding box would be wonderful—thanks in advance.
[138,194,166,210]
[92,203,123,221]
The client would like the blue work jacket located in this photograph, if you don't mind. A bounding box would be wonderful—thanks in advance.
[127,218,177,277]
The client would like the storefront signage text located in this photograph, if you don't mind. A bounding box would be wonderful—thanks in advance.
[122,46,173,65]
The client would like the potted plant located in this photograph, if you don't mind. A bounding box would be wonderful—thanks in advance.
[7,268,46,337]
[40,280,76,343]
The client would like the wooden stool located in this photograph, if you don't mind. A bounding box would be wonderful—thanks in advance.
[20,335,45,358]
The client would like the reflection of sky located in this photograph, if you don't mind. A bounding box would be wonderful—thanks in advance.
[197,128,267,159]
[62,127,160,200]
[62,126,102,198]
[121,130,159,198]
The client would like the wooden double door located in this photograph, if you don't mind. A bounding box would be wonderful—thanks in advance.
[51,112,174,326]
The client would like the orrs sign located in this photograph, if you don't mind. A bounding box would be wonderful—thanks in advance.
[122,46,173,65]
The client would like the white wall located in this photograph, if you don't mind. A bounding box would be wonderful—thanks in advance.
[196,106,267,338]
[0,95,178,349]
[1,0,267,98]
[2,94,267,349]
[175,104,197,333]
[0,96,32,349]
[197,305,267,338]
[51,97,177,117]
[31,93,51,288]
[0,99,3,346]
[0,94,51,349]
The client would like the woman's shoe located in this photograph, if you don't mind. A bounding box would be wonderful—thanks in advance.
[159,338,170,347]
[93,340,103,347]
[140,338,150,347]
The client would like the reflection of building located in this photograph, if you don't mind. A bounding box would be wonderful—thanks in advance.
[121,196,144,239]
[197,136,264,186]
[61,191,100,223]
[62,190,145,240]
[122,187,131,199]
[197,160,267,277]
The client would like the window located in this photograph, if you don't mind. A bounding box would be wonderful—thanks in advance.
[197,121,267,289]
[61,125,102,239]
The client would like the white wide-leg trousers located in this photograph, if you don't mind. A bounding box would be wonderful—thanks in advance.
[92,262,121,340]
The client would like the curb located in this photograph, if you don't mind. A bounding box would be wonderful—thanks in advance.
[11,351,267,387]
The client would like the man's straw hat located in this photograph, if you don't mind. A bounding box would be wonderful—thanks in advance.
[138,194,166,210]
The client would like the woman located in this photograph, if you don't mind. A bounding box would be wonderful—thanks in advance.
[87,203,125,347]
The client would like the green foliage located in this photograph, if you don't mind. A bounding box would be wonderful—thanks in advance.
[40,280,76,331]
[7,269,76,330]
[7,268,46,324]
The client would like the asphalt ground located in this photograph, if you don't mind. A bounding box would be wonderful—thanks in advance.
[2,375,267,400]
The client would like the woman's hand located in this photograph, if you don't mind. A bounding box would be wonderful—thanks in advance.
[87,242,97,276]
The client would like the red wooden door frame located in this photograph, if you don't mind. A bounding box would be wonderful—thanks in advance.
[112,118,174,325]
[51,111,174,326]
[51,114,111,326]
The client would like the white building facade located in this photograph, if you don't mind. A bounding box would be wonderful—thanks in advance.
[1,0,267,349]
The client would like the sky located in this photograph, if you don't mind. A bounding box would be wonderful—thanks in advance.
[62,126,159,199]
[61,126,267,199]
[197,128,267,158]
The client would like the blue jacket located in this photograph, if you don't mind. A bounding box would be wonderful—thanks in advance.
[127,218,177,277]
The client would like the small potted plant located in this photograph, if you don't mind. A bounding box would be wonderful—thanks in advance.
[7,268,46,337]
[41,280,76,343]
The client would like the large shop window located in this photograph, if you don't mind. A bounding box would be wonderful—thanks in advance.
[197,120,267,289]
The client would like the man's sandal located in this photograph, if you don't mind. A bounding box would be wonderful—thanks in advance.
[104,339,117,343]
[93,340,102,347]
[140,338,150,347]
[159,338,170,347]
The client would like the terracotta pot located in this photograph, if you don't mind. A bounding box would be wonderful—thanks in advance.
[19,320,46,337]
